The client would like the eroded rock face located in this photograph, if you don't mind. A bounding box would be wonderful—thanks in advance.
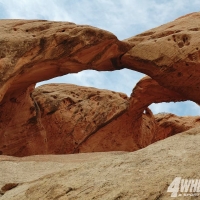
[0,85,48,156]
[32,84,128,154]
[77,76,190,153]
[154,113,200,141]
[122,12,200,104]
[0,19,130,102]
[0,13,200,156]
[0,20,129,156]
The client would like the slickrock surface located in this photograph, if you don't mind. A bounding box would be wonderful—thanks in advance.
[1,13,200,157]
[1,127,200,200]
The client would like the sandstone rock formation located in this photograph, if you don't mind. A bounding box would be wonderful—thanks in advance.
[32,84,128,154]
[154,113,200,141]
[76,76,189,153]
[1,126,200,199]
[0,20,130,156]
[0,19,129,99]
[1,13,200,157]
[122,12,200,104]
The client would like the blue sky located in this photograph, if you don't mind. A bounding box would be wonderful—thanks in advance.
[0,0,200,116]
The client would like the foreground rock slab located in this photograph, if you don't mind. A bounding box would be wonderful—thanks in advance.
[0,127,200,200]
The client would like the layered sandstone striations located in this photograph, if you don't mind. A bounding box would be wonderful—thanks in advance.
[0,13,200,156]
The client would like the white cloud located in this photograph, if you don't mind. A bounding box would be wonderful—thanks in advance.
[1,0,200,38]
[0,0,72,21]
[0,0,200,116]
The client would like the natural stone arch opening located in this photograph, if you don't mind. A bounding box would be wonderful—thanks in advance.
[0,19,131,103]
[36,69,200,117]
[36,69,145,96]
[150,101,200,116]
